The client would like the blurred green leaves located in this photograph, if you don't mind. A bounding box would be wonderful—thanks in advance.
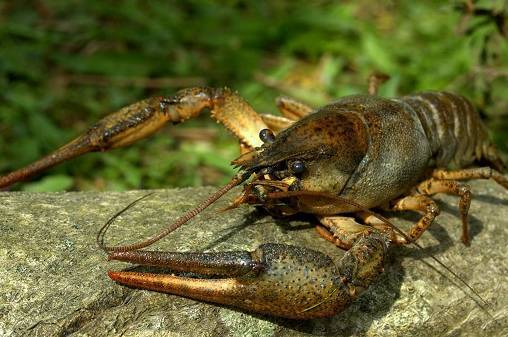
[1,1,507,191]
[22,175,73,192]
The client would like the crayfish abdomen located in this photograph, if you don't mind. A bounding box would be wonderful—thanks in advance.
[398,92,503,170]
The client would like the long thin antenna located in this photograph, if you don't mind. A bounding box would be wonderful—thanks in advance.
[96,192,155,251]
[97,173,246,253]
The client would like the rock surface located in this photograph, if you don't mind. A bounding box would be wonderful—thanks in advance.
[0,181,507,337]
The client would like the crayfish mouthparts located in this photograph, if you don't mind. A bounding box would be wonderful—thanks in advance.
[107,237,388,319]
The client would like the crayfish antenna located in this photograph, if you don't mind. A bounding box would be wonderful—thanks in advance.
[97,172,249,253]
[96,192,156,252]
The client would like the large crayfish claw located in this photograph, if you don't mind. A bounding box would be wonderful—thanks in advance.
[108,234,387,319]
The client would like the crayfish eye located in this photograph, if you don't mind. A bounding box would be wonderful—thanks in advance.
[259,128,275,143]
[290,160,305,174]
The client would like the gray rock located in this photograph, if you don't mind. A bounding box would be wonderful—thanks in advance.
[0,181,507,337]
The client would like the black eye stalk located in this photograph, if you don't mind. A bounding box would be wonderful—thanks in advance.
[290,160,305,174]
[259,128,275,144]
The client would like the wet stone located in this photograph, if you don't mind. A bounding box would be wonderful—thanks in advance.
[0,181,507,337]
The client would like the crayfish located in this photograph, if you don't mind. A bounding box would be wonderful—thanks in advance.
[1,78,507,319]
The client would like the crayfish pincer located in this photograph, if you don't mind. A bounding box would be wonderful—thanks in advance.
[1,84,507,319]
[107,237,386,319]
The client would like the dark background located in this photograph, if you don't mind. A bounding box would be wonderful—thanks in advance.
[1,1,507,191]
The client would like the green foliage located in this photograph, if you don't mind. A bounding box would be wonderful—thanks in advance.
[22,175,73,192]
[1,1,507,191]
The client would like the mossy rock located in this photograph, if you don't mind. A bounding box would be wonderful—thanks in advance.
[1,181,507,336]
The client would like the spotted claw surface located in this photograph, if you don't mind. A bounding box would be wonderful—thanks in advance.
[108,235,387,319]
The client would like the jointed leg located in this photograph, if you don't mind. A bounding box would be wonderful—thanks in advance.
[417,178,471,245]
[368,72,390,95]
[317,165,501,248]
[260,114,295,133]
[275,96,313,120]
[388,194,442,243]
[356,195,440,245]
[419,166,508,245]
[260,95,315,133]
[0,87,268,188]
[432,167,508,190]
[317,215,373,250]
